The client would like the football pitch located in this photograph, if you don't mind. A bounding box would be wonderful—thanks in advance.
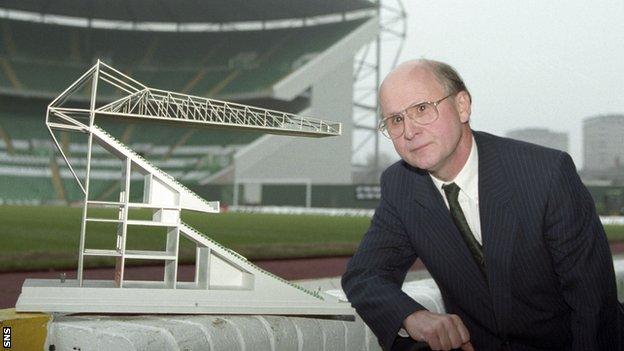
[1,205,623,272]
[0,205,369,271]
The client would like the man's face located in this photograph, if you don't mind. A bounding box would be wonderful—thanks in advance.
[379,65,471,178]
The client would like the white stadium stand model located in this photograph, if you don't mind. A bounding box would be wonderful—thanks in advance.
[16,61,353,316]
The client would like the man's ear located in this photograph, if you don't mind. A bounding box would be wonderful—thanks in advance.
[455,91,472,123]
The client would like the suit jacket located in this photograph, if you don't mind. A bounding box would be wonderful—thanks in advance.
[342,131,623,351]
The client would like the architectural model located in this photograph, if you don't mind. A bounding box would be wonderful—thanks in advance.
[16,61,353,316]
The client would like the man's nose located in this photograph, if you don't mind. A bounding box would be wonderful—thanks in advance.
[403,118,420,140]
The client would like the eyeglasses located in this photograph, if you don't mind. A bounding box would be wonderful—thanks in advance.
[378,94,454,139]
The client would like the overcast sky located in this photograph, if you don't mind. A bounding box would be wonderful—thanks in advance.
[377,0,624,168]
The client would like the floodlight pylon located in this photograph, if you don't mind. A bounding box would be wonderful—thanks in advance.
[16,61,352,316]
[352,0,406,182]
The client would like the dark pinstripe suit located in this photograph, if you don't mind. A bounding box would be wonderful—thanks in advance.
[342,131,623,351]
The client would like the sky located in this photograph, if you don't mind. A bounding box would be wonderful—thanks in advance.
[376,0,624,168]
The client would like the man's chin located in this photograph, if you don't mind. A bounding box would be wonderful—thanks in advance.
[404,158,435,172]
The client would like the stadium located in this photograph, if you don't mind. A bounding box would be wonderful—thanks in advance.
[0,0,402,209]
[0,1,622,350]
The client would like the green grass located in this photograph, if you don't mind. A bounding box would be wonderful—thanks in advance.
[1,205,623,272]
[605,225,624,241]
[0,205,369,271]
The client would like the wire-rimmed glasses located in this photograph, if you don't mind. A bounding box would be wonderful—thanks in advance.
[378,94,454,139]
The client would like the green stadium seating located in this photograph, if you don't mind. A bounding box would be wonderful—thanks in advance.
[7,20,73,63]
[0,175,55,202]
[0,98,49,140]
[179,128,263,146]
[132,68,200,93]
[8,59,85,94]
[0,18,366,98]
[221,20,366,95]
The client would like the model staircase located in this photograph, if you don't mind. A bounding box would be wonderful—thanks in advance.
[179,222,323,300]
[91,125,218,213]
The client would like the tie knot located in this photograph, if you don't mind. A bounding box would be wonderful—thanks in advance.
[442,182,460,202]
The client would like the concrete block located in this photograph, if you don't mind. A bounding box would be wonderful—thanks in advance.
[254,316,299,350]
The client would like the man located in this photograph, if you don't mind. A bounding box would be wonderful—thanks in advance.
[341,59,623,351]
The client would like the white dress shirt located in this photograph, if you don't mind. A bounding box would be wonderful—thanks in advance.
[430,136,482,244]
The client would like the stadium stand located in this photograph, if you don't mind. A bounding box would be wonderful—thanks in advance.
[0,175,54,204]
[0,97,49,141]
[0,18,367,98]
[0,0,376,204]
[0,93,291,204]
[0,95,247,203]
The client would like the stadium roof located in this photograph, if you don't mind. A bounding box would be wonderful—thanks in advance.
[1,0,376,24]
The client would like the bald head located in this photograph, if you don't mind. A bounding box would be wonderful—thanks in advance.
[381,59,471,104]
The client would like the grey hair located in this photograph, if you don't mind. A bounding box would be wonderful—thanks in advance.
[417,59,472,102]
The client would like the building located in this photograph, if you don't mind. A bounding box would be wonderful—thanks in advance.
[583,114,624,172]
[505,128,568,152]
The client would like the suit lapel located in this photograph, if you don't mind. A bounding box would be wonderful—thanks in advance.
[475,132,517,337]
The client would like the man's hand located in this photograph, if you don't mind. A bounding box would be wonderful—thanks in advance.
[403,310,474,351]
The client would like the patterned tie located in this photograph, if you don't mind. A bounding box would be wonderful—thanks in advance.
[442,182,487,278]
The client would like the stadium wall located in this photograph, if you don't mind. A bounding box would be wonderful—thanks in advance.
[233,57,354,185]
[187,183,624,213]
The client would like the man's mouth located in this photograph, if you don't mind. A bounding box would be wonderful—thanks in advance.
[410,143,430,152]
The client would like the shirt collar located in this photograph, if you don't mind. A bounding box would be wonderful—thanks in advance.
[430,135,479,201]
